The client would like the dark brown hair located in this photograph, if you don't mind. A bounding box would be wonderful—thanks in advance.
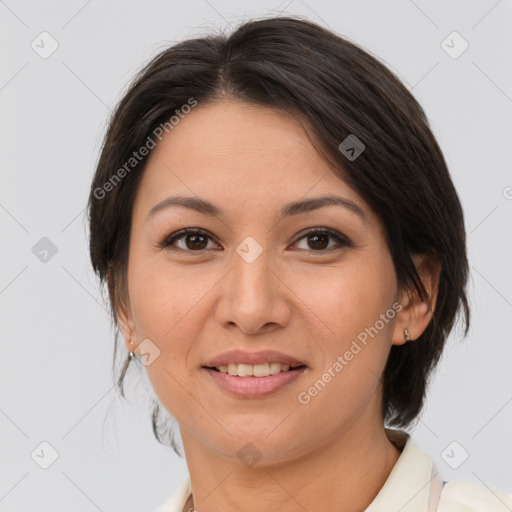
[88,15,470,454]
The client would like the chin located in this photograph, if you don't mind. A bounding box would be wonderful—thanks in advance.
[204,427,308,463]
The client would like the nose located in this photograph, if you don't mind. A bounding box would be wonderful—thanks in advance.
[214,245,292,335]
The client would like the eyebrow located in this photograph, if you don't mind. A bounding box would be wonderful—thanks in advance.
[147,194,367,222]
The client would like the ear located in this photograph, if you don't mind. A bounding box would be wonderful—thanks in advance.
[392,252,440,346]
[107,268,136,353]
[117,302,136,353]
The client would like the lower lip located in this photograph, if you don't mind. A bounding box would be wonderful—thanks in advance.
[202,366,307,398]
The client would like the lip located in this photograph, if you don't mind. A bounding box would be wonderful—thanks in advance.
[202,349,306,368]
[203,366,308,398]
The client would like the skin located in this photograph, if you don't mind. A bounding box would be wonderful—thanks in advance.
[116,100,438,512]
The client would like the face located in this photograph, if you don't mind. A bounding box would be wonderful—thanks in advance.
[118,100,411,463]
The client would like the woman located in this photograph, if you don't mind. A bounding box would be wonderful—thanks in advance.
[87,16,512,512]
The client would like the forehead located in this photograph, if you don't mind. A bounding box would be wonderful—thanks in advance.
[147,100,324,176]
[135,100,373,222]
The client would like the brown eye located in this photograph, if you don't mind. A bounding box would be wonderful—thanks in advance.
[293,228,351,252]
[307,232,329,250]
[184,233,207,250]
[161,228,217,252]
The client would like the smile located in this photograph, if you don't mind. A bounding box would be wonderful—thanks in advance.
[202,365,307,398]
[207,362,304,377]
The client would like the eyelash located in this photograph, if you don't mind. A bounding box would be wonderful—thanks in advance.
[159,227,351,254]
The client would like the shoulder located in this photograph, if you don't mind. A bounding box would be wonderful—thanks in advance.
[439,479,512,511]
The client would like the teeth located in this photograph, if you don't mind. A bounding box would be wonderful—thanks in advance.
[217,362,293,377]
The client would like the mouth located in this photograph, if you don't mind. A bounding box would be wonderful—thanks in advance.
[201,363,308,398]
[202,363,307,377]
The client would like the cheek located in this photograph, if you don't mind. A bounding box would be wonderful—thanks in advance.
[297,257,396,342]
[295,258,396,396]
[126,259,207,421]
[128,255,208,338]
[125,260,196,393]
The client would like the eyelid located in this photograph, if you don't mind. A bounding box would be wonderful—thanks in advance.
[159,228,220,251]
[291,227,352,251]
[160,227,351,252]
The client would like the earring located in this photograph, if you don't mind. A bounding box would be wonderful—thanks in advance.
[129,339,135,359]
[404,328,412,342]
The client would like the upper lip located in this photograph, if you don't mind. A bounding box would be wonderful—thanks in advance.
[203,349,306,368]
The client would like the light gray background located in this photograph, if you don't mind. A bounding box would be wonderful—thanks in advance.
[1,0,511,511]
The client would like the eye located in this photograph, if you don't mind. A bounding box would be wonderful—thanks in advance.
[159,227,351,253]
[292,228,351,252]
[160,228,219,252]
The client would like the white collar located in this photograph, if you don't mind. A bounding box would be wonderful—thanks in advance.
[364,428,443,511]
[154,429,512,511]
[155,428,444,512]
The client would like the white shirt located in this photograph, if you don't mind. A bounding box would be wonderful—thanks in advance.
[154,429,512,512]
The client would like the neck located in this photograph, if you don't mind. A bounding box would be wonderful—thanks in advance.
[180,423,403,512]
